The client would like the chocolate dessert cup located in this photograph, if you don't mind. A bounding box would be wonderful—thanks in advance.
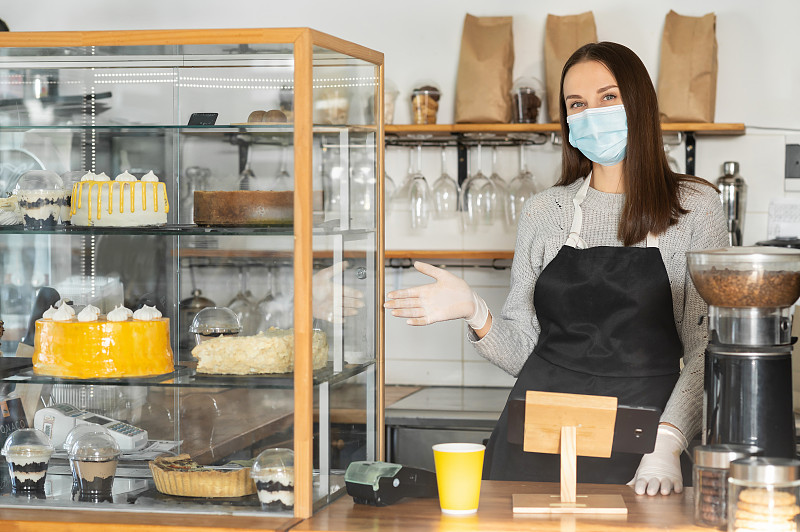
[67,431,120,499]
[1,428,54,493]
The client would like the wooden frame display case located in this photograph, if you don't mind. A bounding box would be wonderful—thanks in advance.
[0,28,384,524]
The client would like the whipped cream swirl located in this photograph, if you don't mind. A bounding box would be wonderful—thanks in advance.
[133,304,162,321]
[141,171,159,182]
[42,306,58,320]
[107,305,133,322]
[94,172,111,182]
[80,172,96,182]
[115,171,137,182]
[77,305,101,322]
[51,305,73,322]
[54,299,76,316]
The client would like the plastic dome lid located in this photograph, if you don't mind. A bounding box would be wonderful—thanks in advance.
[189,306,241,335]
[16,170,64,192]
[60,170,86,188]
[68,431,120,461]
[251,448,294,481]
[1,428,54,458]
[63,424,111,452]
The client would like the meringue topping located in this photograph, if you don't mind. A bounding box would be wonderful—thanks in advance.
[51,305,73,322]
[141,171,159,183]
[77,305,100,322]
[115,171,137,182]
[133,304,162,321]
[42,306,58,319]
[94,172,111,182]
[107,305,133,322]
[80,172,96,182]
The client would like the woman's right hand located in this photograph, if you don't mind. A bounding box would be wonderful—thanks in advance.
[384,261,487,328]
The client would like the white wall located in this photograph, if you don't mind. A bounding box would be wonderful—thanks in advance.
[7,0,799,387]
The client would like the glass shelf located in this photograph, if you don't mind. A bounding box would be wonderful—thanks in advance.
[0,224,374,237]
[1,358,375,389]
[0,124,377,134]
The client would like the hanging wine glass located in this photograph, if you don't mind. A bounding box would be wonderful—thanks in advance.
[431,146,459,219]
[227,267,259,335]
[460,142,494,231]
[257,265,287,332]
[384,172,396,212]
[408,144,431,229]
[272,144,293,191]
[507,144,538,226]
[664,144,680,173]
[238,144,255,191]
[488,146,509,227]
[389,146,415,213]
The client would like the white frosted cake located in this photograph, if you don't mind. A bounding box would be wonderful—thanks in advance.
[192,328,328,375]
[70,171,169,227]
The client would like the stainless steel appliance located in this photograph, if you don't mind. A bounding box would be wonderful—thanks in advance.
[717,161,747,246]
[688,247,800,458]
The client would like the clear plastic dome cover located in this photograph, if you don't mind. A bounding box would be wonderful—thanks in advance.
[63,424,111,451]
[251,448,294,480]
[60,170,86,188]
[68,431,120,461]
[189,306,242,335]
[16,170,64,192]
[1,428,54,457]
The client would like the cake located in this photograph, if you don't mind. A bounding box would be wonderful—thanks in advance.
[193,190,323,226]
[70,170,169,227]
[149,454,256,498]
[32,303,174,379]
[191,328,328,375]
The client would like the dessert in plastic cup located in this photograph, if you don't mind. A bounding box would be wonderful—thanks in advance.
[1,428,54,493]
[432,442,485,515]
[67,431,120,499]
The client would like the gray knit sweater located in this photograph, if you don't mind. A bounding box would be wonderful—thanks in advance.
[471,177,729,441]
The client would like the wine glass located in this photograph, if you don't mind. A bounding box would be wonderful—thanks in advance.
[227,267,259,335]
[507,145,538,226]
[389,146,415,214]
[408,144,431,229]
[272,144,293,191]
[664,144,680,173]
[238,144,254,191]
[384,172,396,212]
[432,146,459,219]
[257,266,287,332]
[488,146,509,227]
[460,142,494,231]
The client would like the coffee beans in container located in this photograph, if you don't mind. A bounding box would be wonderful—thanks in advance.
[687,247,800,308]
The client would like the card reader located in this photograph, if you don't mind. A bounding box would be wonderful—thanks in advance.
[345,461,437,507]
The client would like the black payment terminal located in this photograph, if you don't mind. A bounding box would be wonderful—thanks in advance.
[345,461,438,507]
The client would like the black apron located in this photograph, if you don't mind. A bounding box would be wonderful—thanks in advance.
[483,177,683,483]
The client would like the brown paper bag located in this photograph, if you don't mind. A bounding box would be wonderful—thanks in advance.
[455,14,514,124]
[544,12,597,123]
[657,10,718,123]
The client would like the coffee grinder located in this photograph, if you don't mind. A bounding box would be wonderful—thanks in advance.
[687,247,800,458]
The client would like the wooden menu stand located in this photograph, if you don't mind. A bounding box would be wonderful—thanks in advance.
[512,391,628,515]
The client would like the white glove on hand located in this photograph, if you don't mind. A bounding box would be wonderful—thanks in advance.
[628,424,687,496]
[312,261,364,322]
[384,262,488,328]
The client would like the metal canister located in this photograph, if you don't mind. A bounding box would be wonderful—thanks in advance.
[717,161,747,246]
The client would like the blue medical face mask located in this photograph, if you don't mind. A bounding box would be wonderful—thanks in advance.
[567,104,628,166]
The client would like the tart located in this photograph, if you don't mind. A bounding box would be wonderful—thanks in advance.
[149,454,256,498]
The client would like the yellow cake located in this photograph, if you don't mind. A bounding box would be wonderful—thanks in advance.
[33,304,174,379]
[70,171,169,227]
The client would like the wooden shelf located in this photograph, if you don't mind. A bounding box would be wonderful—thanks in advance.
[386,249,514,261]
[385,122,745,136]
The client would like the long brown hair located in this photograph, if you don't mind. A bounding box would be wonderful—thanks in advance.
[556,41,711,246]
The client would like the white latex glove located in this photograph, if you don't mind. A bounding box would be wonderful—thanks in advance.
[312,261,364,322]
[384,261,488,328]
[628,424,687,496]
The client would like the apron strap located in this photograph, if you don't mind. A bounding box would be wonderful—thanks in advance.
[564,176,592,249]
[565,174,660,249]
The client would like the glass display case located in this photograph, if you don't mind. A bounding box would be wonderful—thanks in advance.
[0,28,384,522]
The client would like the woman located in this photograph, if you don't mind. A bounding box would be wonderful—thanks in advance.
[384,42,728,496]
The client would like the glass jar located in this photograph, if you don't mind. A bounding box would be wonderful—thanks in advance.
[410,84,440,125]
[510,77,544,124]
[693,444,760,528]
[728,457,800,532]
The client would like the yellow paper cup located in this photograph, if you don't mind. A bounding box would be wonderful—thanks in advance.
[432,442,485,515]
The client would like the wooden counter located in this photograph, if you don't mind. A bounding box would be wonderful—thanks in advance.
[292,481,706,532]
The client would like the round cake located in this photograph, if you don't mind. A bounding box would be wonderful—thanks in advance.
[32,304,173,379]
[70,171,169,227]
